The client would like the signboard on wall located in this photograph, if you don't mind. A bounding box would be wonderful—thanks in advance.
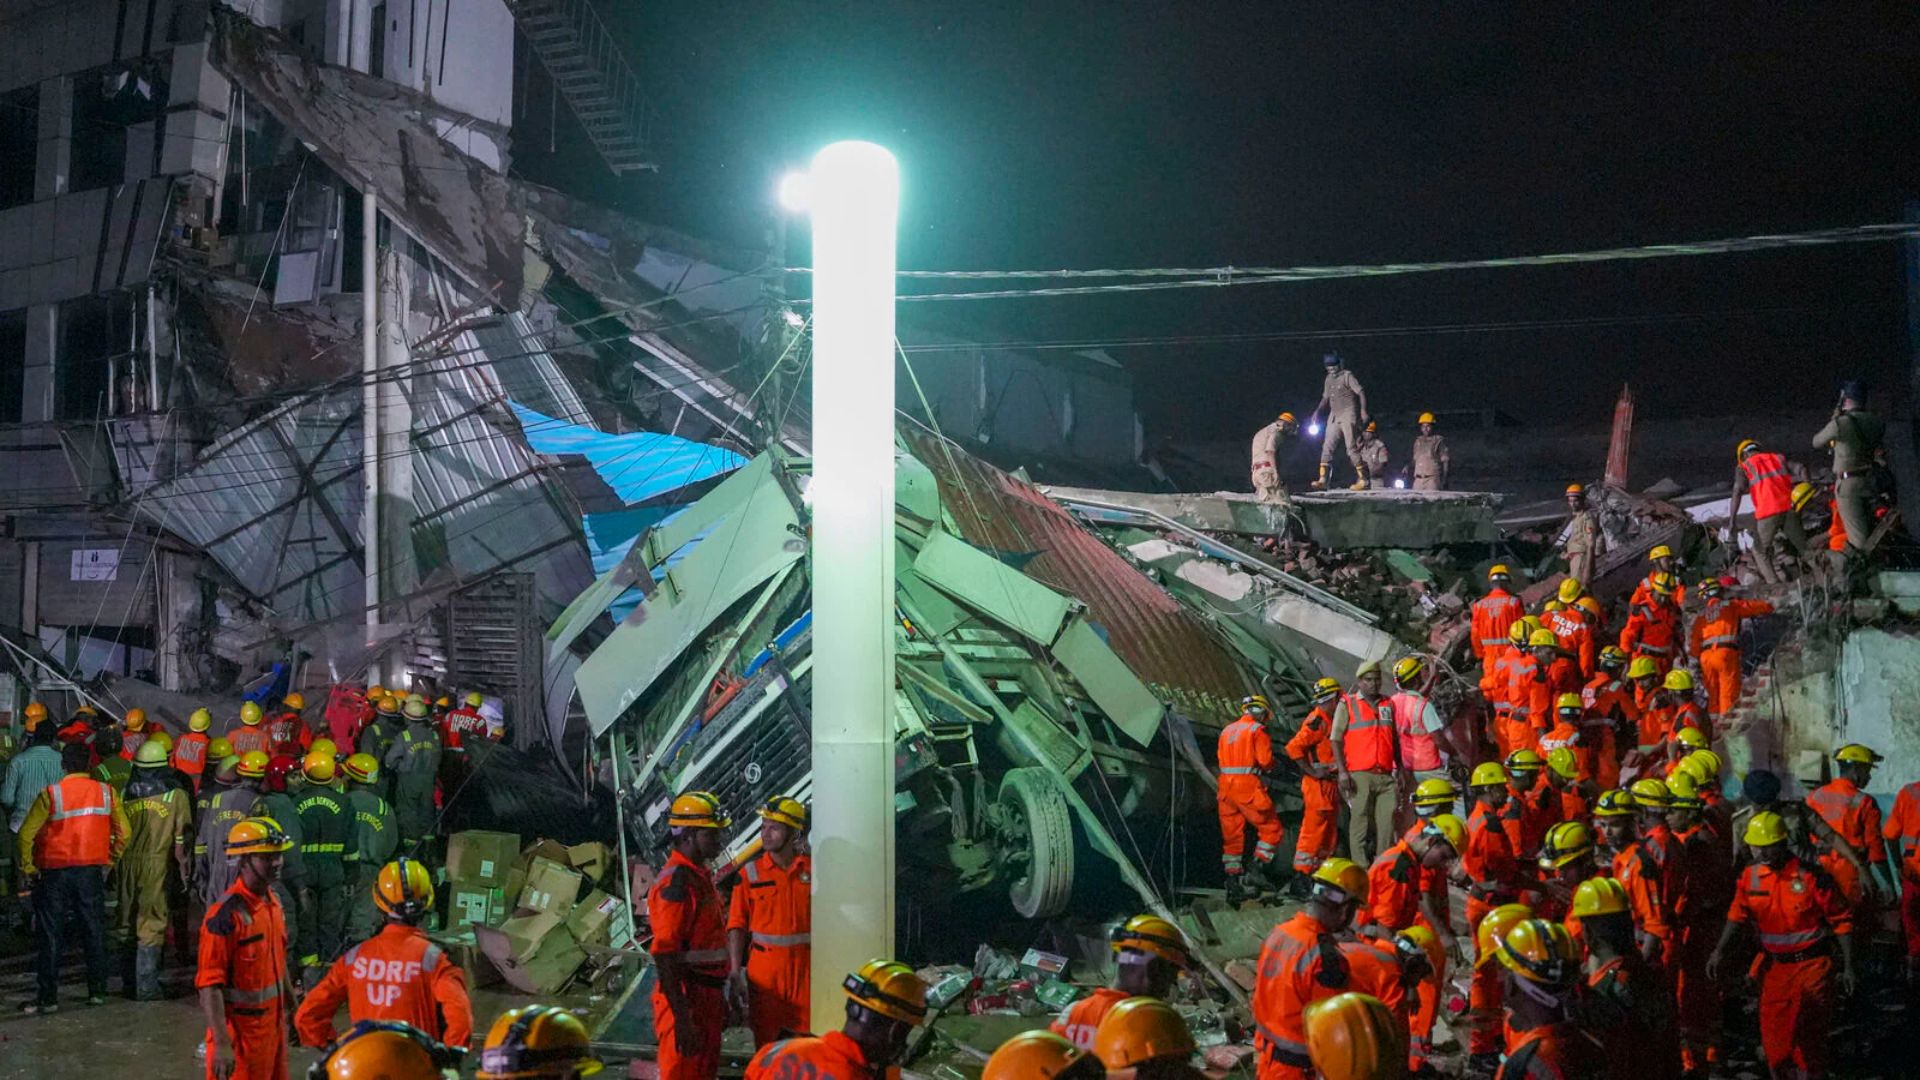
[69,549,119,582]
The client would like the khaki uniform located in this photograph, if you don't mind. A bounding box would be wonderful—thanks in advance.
[1412,434,1450,490]
[1560,508,1605,584]
[1318,368,1368,479]
[115,774,190,948]
[1250,420,1289,501]
[1358,436,1389,489]
[1812,408,1885,554]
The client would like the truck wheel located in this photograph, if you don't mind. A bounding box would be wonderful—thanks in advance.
[998,767,1074,918]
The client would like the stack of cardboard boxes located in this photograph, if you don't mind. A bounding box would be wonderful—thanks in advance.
[443,830,634,995]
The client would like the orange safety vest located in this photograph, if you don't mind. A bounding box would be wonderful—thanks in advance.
[1740,451,1793,519]
[37,775,115,869]
[173,731,210,774]
[1340,693,1395,772]
[228,726,270,757]
[1388,691,1443,772]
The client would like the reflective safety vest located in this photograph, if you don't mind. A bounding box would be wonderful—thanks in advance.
[1741,451,1794,519]
[1387,691,1443,771]
[1340,694,1395,772]
[38,775,115,869]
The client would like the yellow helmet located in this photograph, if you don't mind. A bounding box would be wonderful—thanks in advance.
[235,750,270,779]
[1745,811,1788,847]
[1555,692,1583,714]
[1571,876,1629,919]
[667,791,731,830]
[1673,726,1709,750]
[343,753,379,784]
[207,736,235,761]
[983,1030,1093,1080]
[24,702,48,727]
[1395,925,1446,980]
[1470,762,1509,788]
[1302,992,1407,1080]
[1392,656,1425,685]
[1241,694,1271,716]
[376,696,401,715]
[1545,748,1581,781]
[1423,813,1467,855]
[1110,914,1191,967]
[302,751,337,785]
[1664,773,1702,808]
[1686,749,1723,780]
[1504,748,1545,774]
[189,708,213,733]
[477,1006,602,1080]
[1092,997,1195,1068]
[1411,777,1459,809]
[1648,544,1673,562]
[1508,620,1531,645]
[1474,904,1534,969]
[1543,599,1566,614]
[1538,821,1595,869]
[1592,788,1636,818]
[226,817,293,856]
[1628,778,1670,809]
[1309,857,1369,902]
[1791,481,1816,511]
[1556,578,1583,604]
[1835,743,1884,766]
[374,858,435,921]
[1626,657,1659,680]
[1497,919,1578,986]
[1527,629,1559,648]
[758,795,808,830]
[1649,572,1676,596]
[465,691,486,708]
[1311,677,1343,703]
[1736,438,1759,459]
[124,708,147,731]
[147,730,173,752]
[313,1021,458,1080]
[1698,576,1722,596]
[283,692,306,711]
[133,741,171,768]
[310,737,338,759]
[844,959,928,1026]
[1599,645,1628,668]
[1663,669,1695,692]
[1489,564,1511,580]
[240,702,264,726]
[1418,412,1436,425]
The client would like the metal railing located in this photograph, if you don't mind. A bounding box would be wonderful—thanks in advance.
[507,0,659,173]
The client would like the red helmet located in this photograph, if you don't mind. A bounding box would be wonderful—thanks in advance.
[265,755,301,793]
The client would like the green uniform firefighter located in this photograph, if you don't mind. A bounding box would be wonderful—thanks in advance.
[342,752,399,941]
[193,752,263,905]
[355,696,403,793]
[256,754,308,974]
[116,740,192,999]
[384,699,443,856]
[295,750,353,968]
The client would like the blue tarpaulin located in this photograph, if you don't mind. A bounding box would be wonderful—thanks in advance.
[581,507,713,623]
[510,402,747,505]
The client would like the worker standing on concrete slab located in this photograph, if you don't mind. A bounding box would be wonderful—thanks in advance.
[1250,412,1299,503]
[650,791,731,1080]
[1808,745,1893,914]
[1556,484,1606,585]
[1357,422,1389,489]
[197,817,293,1080]
[1730,439,1807,583]
[1285,679,1345,881]
[1387,657,1465,792]
[1411,413,1450,491]
[1620,572,1684,676]
[1049,915,1187,1051]
[1217,695,1289,899]
[116,740,190,1000]
[1332,663,1399,866]
[1708,811,1856,1080]
[1689,577,1774,721]
[1309,352,1370,491]
[727,796,813,1047]
[1812,380,1887,559]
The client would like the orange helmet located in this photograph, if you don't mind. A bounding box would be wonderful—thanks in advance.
[477,1007,602,1080]
[1092,997,1195,1068]
[1303,992,1407,1080]
[983,1030,1098,1080]
[373,858,435,922]
[313,1020,460,1080]
[124,708,147,731]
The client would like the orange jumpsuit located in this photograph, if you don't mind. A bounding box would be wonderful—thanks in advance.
[745,1030,878,1080]
[649,848,729,1080]
[1673,825,1730,1072]
[196,877,290,1080]
[1050,986,1129,1050]
[1640,824,1690,971]
[1406,949,1444,1074]
[1505,655,1547,751]
[1463,803,1520,1056]
[1726,857,1851,1078]
[293,922,473,1048]
[727,851,812,1046]
[1470,589,1524,663]
[1283,705,1339,873]
[1620,598,1684,675]
[264,712,312,758]
[1587,953,1681,1080]
[1612,841,1675,970]
[1636,696,1676,753]
[1883,781,1920,967]
[1807,775,1883,910]
[1217,713,1285,878]
[1361,838,1426,931]
[226,725,270,759]
[1485,646,1526,756]
[1496,1021,1605,1080]
[1689,597,1773,718]
[1501,783,1558,864]
[1252,912,1407,1080]
[1547,605,1597,679]
[1582,672,1637,789]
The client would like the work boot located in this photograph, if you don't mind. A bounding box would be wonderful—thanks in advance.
[1260,860,1291,894]
[1467,1052,1500,1077]
[1311,464,1329,490]
[135,945,162,1001]
[1350,464,1370,491]
[1224,874,1247,905]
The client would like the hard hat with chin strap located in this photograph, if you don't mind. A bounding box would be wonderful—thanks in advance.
[758,795,808,830]
[303,751,337,785]
[1311,678,1342,703]
[1109,914,1191,967]
[1527,629,1559,649]
[477,1006,601,1080]
[1470,762,1509,788]
[1309,858,1368,903]
[1598,645,1627,668]
[1411,777,1458,809]
[1648,545,1673,562]
[1474,904,1534,970]
[1592,788,1636,817]
[308,1020,462,1080]
[1538,821,1594,869]
[667,791,731,830]
[1504,749,1545,774]
[1392,656,1424,685]
[1423,813,1466,855]
[843,959,928,1027]
[1498,919,1578,986]
[1629,778,1671,809]
[374,858,435,922]
[227,817,293,856]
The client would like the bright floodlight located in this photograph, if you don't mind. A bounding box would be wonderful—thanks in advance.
[1308,421,1322,436]
[806,140,899,1027]
[777,171,811,213]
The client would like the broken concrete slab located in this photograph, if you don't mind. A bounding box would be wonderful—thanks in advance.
[1042,485,1503,549]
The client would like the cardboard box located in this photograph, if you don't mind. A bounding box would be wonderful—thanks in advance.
[477,912,586,996]
[565,889,631,948]
[567,841,613,883]
[517,857,583,917]
[446,884,507,930]
[446,830,521,888]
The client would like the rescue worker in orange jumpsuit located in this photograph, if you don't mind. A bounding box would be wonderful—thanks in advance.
[744,960,928,1080]
[1391,927,1446,1073]
[1709,811,1857,1080]
[1217,694,1288,899]
[15,741,132,1012]
[226,702,270,760]
[197,817,294,1080]
[1661,669,1708,748]
[1546,578,1597,678]
[1628,659,1673,757]
[1467,902,1533,1073]
[1689,578,1774,720]
[1249,858,1406,1080]
[1284,678,1344,879]
[1502,749,1559,863]
[648,791,731,1080]
[118,708,154,761]
[1665,773,1729,1074]
[1630,779,1690,972]
[1485,620,1531,758]
[1808,744,1894,913]
[1582,645,1637,789]
[1543,747,1598,826]
[1631,545,1687,609]
[1360,814,1464,950]
[1731,438,1808,584]
[265,693,312,759]
[175,709,215,793]
[1493,919,1600,1080]
[1620,572,1685,676]
[1511,630,1579,752]
[1463,764,1527,1069]
[1332,663,1401,866]
[1472,565,1526,666]
[1533,821,1598,926]
[1577,876,1681,1080]
[1536,694,1588,781]
[726,796,812,1047]
[1593,788,1674,967]
[294,857,473,1051]
[1049,915,1186,1050]
[1882,772,1920,983]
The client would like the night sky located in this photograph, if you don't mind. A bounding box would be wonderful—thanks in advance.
[516,5,1920,444]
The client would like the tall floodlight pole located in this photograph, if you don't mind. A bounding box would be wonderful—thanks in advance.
[805,141,900,1022]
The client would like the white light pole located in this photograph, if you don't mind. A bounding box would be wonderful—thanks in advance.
[804,141,899,1022]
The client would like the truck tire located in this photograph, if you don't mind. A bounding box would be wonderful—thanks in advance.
[999,767,1075,919]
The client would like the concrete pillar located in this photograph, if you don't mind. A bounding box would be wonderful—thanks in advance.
[34,76,71,201]
[375,237,417,645]
[20,304,56,423]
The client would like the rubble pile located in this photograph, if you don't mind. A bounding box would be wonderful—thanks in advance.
[1232,534,1478,660]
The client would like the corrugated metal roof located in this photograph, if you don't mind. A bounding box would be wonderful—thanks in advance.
[903,428,1251,727]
